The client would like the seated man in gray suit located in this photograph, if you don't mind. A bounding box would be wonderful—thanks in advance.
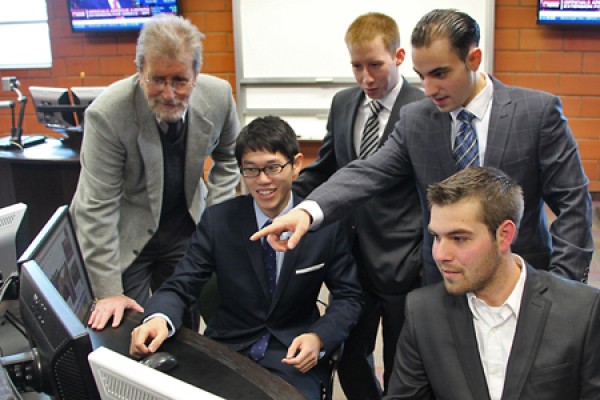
[384,166,600,400]
[130,116,363,400]
[71,14,240,330]
[253,8,592,289]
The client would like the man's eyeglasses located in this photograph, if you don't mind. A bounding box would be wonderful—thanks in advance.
[145,76,194,94]
[241,159,293,177]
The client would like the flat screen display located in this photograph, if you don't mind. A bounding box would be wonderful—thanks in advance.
[68,0,180,33]
[538,0,600,25]
[19,206,94,324]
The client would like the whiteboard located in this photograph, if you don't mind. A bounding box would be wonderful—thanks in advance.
[233,0,495,83]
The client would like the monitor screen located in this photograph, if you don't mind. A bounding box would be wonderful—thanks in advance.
[0,203,28,286]
[538,0,600,25]
[71,86,106,124]
[89,347,224,400]
[19,260,100,399]
[68,0,181,33]
[28,86,77,133]
[19,206,94,324]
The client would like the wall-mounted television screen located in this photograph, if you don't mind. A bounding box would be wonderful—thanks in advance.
[538,0,600,25]
[68,0,180,33]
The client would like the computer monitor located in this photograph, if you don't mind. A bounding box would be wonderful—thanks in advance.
[88,346,224,400]
[19,205,94,324]
[0,203,28,288]
[18,260,100,399]
[28,86,77,135]
[70,86,106,125]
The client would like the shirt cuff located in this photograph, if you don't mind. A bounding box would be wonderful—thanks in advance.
[296,200,323,230]
[143,313,176,338]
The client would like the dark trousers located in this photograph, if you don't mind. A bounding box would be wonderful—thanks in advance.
[122,215,198,329]
[243,338,324,400]
[337,287,413,400]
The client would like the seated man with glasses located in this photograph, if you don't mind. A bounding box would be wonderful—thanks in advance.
[130,116,363,400]
[71,14,240,331]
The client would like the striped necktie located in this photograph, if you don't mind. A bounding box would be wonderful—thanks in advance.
[453,109,480,169]
[359,100,383,159]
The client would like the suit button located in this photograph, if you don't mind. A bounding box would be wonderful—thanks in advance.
[148,229,154,235]
[133,250,140,256]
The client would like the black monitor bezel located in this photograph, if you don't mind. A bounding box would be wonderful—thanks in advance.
[18,260,100,399]
[18,205,95,324]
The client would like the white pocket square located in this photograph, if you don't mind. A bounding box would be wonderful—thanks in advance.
[295,263,325,275]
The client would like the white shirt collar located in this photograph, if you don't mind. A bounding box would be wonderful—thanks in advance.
[450,72,493,123]
[254,192,294,229]
[467,254,527,319]
[363,77,404,111]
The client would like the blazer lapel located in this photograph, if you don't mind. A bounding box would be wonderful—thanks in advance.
[446,294,491,400]
[501,266,551,400]
[483,76,514,168]
[346,89,364,161]
[184,100,213,206]
[135,84,164,225]
[381,77,411,141]
[431,109,458,177]
[268,193,303,312]
[234,196,271,300]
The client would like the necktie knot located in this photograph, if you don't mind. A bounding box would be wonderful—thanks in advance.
[369,100,383,115]
[458,109,475,124]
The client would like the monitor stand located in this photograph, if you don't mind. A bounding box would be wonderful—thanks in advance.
[0,136,46,150]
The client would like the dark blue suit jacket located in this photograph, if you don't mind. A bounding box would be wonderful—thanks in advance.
[307,76,593,285]
[144,194,363,356]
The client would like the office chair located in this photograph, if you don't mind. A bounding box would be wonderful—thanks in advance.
[317,297,343,400]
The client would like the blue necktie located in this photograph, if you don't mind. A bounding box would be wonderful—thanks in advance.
[249,221,276,361]
[453,110,480,169]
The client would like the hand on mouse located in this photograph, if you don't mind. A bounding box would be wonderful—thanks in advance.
[130,317,169,358]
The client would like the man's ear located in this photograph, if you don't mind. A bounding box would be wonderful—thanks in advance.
[466,47,482,71]
[292,153,304,179]
[496,220,517,253]
[395,47,406,66]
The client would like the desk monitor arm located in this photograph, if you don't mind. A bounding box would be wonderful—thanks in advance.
[1,77,28,150]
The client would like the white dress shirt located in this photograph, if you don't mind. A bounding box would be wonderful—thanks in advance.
[467,255,527,400]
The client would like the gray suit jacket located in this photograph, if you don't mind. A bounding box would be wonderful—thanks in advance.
[71,74,240,298]
[294,79,424,294]
[385,264,600,400]
[307,76,593,284]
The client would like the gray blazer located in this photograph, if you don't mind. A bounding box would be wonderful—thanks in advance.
[385,264,600,400]
[70,74,240,298]
[294,79,424,294]
[307,75,593,284]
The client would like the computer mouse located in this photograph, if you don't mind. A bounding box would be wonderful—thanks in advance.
[139,352,178,373]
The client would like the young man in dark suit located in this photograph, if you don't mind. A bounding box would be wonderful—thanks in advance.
[130,116,363,400]
[384,166,600,400]
[293,13,424,399]
[253,9,592,288]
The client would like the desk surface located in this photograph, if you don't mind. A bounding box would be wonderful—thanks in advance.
[1,307,303,400]
[89,315,305,400]
[0,138,79,164]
